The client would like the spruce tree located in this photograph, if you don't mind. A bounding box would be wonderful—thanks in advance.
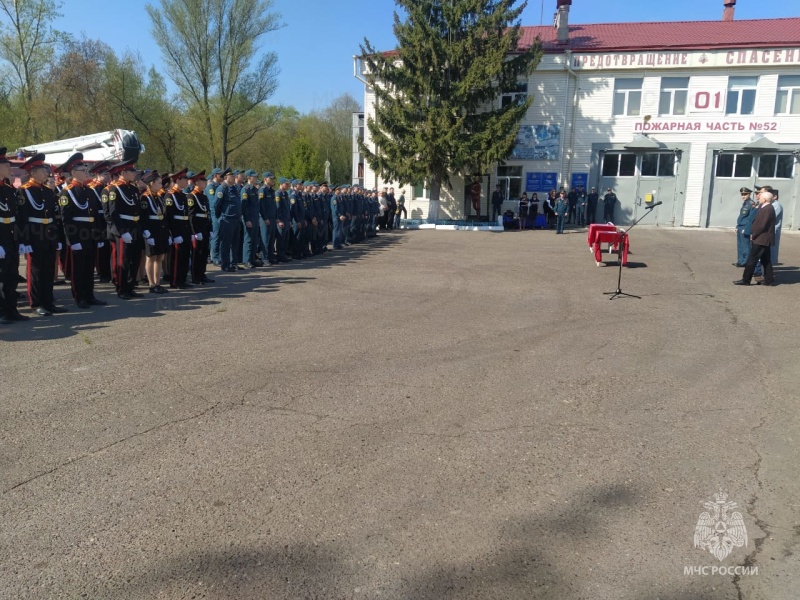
[360,0,542,220]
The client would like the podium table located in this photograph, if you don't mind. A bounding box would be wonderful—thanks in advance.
[587,223,629,266]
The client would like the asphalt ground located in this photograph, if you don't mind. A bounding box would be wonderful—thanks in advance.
[1,227,799,600]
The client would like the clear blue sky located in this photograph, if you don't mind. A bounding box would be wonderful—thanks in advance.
[53,0,799,114]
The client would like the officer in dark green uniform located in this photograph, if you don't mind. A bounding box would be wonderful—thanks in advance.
[734,186,754,267]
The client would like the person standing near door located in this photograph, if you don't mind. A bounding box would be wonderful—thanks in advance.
[603,188,618,223]
[491,185,504,222]
[587,187,599,225]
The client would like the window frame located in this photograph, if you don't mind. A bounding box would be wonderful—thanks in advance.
[613,78,643,117]
[726,76,758,116]
[775,75,800,115]
[658,77,690,116]
[756,153,795,179]
[500,82,528,109]
[715,152,754,179]
[496,165,523,200]
[602,152,637,177]
[640,153,676,178]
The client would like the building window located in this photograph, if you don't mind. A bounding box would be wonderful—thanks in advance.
[501,82,528,109]
[640,153,676,177]
[613,79,642,116]
[716,153,753,178]
[757,154,795,179]
[658,77,689,115]
[775,75,800,115]
[497,165,522,200]
[602,152,636,177]
[726,76,757,115]
[413,181,428,199]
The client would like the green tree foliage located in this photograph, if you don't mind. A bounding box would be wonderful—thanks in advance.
[280,131,322,181]
[311,93,361,185]
[145,0,282,168]
[360,0,542,215]
[0,11,356,178]
[0,0,63,141]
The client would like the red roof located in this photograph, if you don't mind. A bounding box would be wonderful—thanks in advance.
[518,18,800,53]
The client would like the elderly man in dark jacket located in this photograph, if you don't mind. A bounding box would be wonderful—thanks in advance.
[734,189,776,286]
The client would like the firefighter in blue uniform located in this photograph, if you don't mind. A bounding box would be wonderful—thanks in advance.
[206,168,223,265]
[275,177,292,262]
[241,169,263,268]
[232,170,244,268]
[214,168,242,272]
[258,172,277,264]
[289,179,306,259]
[302,181,317,256]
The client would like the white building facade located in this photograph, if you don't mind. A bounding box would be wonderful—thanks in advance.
[356,8,800,228]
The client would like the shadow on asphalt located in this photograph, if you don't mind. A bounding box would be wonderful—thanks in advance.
[773,265,799,285]
[1,233,407,343]
[107,481,727,599]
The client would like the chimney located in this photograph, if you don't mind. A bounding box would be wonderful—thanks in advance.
[555,0,572,44]
[723,0,736,21]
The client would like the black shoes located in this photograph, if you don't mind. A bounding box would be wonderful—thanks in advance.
[732,263,745,267]
[76,301,91,309]
[732,280,750,286]
[35,307,52,315]
[88,297,107,306]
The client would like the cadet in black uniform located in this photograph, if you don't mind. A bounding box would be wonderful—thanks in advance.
[139,171,169,293]
[164,169,193,288]
[103,159,144,300]
[0,147,28,322]
[87,161,112,282]
[57,153,107,308]
[16,154,67,315]
[188,171,213,284]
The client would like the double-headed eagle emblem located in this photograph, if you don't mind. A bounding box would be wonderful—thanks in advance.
[694,491,748,561]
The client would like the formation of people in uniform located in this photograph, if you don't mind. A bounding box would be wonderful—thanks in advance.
[0,150,395,324]
[733,184,783,287]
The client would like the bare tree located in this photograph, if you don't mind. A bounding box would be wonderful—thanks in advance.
[0,0,62,141]
[146,0,281,167]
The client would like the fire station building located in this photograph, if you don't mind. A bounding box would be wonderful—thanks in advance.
[355,1,800,229]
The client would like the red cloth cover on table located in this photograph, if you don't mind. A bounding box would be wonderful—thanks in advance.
[587,224,629,265]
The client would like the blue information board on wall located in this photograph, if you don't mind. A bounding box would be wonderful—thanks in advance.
[526,172,558,193]
[571,173,588,190]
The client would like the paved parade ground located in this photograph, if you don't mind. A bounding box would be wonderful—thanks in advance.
[2,227,799,599]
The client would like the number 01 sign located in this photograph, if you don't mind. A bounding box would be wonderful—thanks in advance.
[688,87,726,114]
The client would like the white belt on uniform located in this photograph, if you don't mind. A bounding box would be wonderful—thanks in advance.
[73,216,95,223]
[28,217,52,224]
[120,214,139,221]
[0,216,15,224]
[173,215,189,221]
[149,215,164,220]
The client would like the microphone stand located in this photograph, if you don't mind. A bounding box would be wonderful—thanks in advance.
[603,203,660,300]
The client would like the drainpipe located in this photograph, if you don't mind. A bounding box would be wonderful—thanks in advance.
[563,50,579,189]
